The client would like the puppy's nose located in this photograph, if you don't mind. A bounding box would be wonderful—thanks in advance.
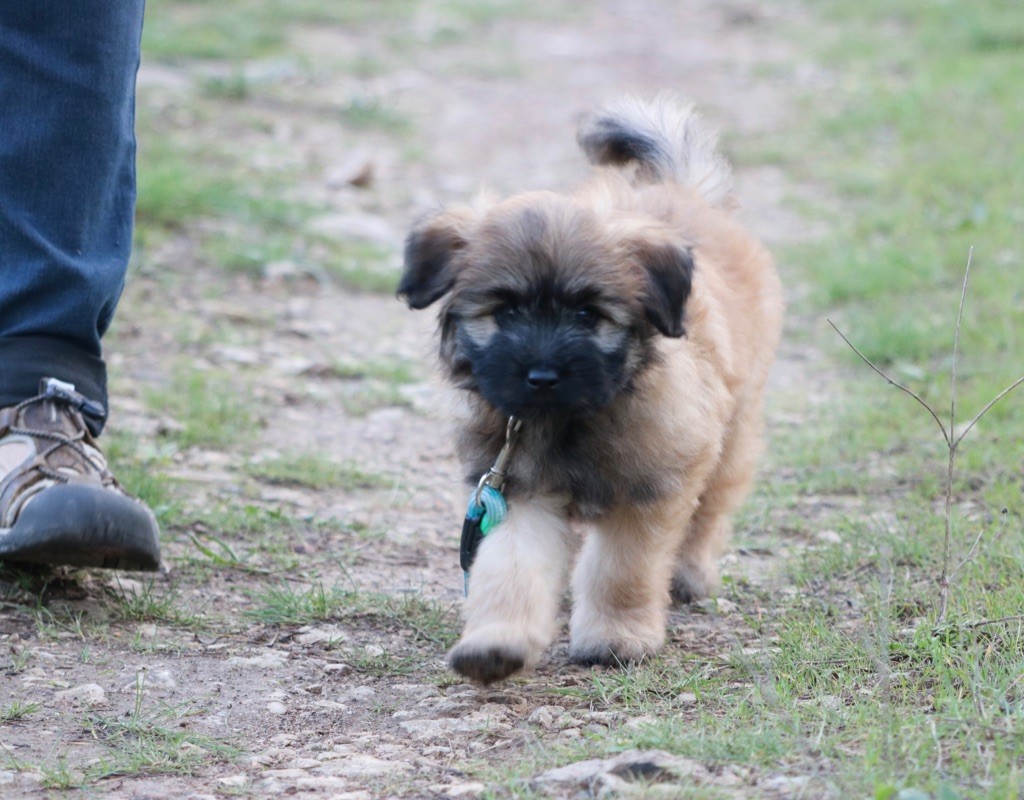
[527,366,560,390]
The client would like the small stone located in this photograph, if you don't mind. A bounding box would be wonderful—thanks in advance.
[531,749,709,795]
[106,578,145,597]
[147,669,177,690]
[436,782,486,798]
[815,529,843,544]
[55,683,106,708]
[527,705,561,727]
[765,775,811,792]
[266,701,287,715]
[338,685,376,703]
[322,662,352,675]
[217,774,247,787]
[261,768,310,779]
[227,652,287,669]
[294,625,348,646]
[286,759,323,769]
[316,754,408,777]
[714,597,739,614]
[444,683,477,697]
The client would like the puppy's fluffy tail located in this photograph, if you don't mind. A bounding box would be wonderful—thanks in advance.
[577,94,732,207]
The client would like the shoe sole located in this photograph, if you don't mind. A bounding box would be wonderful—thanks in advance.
[0,484,161,571]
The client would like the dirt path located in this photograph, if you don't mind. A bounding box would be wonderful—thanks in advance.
[2,1,831,797]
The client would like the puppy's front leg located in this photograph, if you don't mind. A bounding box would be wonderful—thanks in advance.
[569,497,698,666]
[448,494,572,684]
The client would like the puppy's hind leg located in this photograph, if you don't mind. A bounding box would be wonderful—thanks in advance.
[448,494,572,684]
[672,401,764,604]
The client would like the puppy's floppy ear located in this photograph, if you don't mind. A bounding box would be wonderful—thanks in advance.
[398,212,471,310]
[637,241,694,337]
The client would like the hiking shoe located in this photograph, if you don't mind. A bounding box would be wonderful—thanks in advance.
[0,378,161,570]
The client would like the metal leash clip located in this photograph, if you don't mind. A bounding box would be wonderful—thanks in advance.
[461,417,522,591]
[472,416,522,502]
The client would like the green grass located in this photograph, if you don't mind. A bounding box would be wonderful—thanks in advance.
[788,0,1024,384]
[245,581,459,649]
[245,452,390,491]
[103,432,187,530]
[339,96,415,134]
[105,580,208,628]
[144,366,257,450]
[1,699,41,724]
[84,688,240,781]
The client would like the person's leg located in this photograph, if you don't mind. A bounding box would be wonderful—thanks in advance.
[0,2,159,571]
[0,1,145,430]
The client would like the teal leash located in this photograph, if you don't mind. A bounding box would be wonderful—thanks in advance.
[460,416,521,595]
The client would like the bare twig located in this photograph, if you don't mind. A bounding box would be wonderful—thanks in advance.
[947,526,986,586]
[954,374,1024,447]
[829,249,1024,624]
[950,246,973,435]
[962,614,1024,630]
[939,248,972,623]
[825,319,950,447]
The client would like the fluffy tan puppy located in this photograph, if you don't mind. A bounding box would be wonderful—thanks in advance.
[399,96,783,684]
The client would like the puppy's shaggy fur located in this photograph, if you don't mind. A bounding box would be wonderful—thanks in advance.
[400,96,783,684]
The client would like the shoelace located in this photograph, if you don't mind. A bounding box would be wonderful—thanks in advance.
[10,399,109,480]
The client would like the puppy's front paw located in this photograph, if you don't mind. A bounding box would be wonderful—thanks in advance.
[448,642,525,684]
[447,625,536,684]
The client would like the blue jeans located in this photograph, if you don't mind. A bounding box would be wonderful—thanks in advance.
[0,2,145,433]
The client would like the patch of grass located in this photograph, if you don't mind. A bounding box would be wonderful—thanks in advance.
[338,644,426,677]
[103,432,187,530]
[305,355,423,417]
[327,358,419,384]
[135,142,246,227]
[340,96,415,135]
[340,383,416,416]
[37,758,81,790]
[32,604,94,642]
[244,581,357,625]
[1,699,41,724]
[78,681,240,782]
[199,68,250,100]
[319,240,402,294]
[245,452,390,491]
[105,580,207,629]
[145,366,256,450]
[785,0,1024,389]
[245,581,459,647]
[136,135,310,232]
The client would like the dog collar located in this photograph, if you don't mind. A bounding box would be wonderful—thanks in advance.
[460,416,522,593]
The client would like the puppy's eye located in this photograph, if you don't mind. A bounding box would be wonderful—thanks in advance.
[494,303,520,324]
[574,306,600,326]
